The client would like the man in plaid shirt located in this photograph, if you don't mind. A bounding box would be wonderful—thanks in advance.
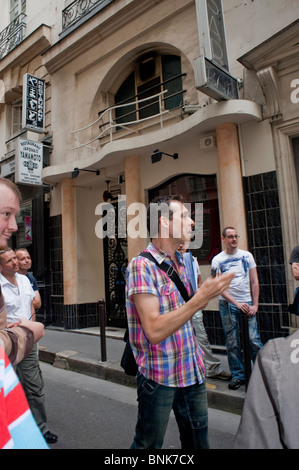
[126,195,234,449]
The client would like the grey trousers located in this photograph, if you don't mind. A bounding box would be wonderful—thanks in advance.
[192,311,222,377]
[16,343,48,434]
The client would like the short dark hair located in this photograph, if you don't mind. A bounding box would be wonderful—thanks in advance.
[147,194,185,238]
[222,226,236,237]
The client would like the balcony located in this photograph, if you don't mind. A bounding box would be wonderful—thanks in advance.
[61,0,114,36]
[0,13,26,60]
[71,77,187,150]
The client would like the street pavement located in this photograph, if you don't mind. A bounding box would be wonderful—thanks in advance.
[38,326,246,415]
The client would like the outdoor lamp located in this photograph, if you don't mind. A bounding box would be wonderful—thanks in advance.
[72,167,100,178]
[151,149,178,164]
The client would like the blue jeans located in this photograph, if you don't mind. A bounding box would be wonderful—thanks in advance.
[219,300,263,381]
[131,373,209,449]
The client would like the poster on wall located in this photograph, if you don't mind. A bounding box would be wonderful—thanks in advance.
[22,74,45,133]
[25,216,32,241]
[15,138,43,186]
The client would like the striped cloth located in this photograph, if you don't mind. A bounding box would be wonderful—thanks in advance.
[126,242,205,387]
[182,251,198,293]
[0,346,48,449]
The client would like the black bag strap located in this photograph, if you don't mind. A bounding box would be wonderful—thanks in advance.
[140,251,190,302]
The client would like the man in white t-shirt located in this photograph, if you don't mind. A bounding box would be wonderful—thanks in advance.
[212,227,263,390]
[0,247,58,444]
[178,243,231,381]
[0,253,35,323]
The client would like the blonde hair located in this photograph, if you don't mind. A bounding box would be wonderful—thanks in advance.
[0,178,21,201]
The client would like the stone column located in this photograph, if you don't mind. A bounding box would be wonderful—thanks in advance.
[215,123,248,250]
[61,177,78,304]
[124,155,147,261]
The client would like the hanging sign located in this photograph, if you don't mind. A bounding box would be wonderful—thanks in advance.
[195,0,239,100]
[15,138,43,186]
[22,74,45,132]
[194,56,239,101]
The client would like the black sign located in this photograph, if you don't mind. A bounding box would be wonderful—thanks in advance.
[22,74,45,133]
[195,56,239,101]
[204,57,239,100]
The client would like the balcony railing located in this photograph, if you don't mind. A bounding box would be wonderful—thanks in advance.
[71,90,171,149]
[0,13,26,60]
[62,0,114,32]
[71,83,186,150]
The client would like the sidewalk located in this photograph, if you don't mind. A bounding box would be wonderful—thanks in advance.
[38,326,246,415]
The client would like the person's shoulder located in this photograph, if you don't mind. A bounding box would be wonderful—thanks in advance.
[127,249,153,272]
[259,330,299,369]
[16,272,32,288]
[238,249,254,258]
[0,272,6,285]
[212,251,224,262]
[26,272,36,282]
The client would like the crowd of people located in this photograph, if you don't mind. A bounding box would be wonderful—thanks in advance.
[1,178,299,449]
[126,194,299,450]
[0,178,56,449]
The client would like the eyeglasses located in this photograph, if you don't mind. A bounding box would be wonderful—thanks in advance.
[226,235,240,240]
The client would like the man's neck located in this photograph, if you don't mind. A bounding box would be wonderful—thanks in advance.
[2,272,18,286]
[225,247,238,255]
[152,238,179,269]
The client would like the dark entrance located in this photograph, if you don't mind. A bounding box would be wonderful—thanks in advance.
[103,202,128,327]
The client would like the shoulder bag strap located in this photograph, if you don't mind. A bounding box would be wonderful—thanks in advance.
[140,251,191,302]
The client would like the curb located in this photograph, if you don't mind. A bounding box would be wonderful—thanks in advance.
[39,348,245,414]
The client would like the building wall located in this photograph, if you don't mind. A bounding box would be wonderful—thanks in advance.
[42,0,299,331]
[1,0,299,333]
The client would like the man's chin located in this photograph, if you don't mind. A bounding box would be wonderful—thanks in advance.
[0,240,8,250]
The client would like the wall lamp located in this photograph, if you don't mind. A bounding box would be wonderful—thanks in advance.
[72,167,100,179]
[151,149,178,164]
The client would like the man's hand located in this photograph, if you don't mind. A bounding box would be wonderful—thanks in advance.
[194,272,235,310]
[236,302,250,314]
[133,272,234,345]
[246,304,258,317]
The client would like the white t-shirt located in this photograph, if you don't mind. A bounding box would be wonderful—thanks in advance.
[0,272,35,323]
[211,249,256,302]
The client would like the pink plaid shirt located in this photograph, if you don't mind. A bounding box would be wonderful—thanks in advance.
[126,243,205,387]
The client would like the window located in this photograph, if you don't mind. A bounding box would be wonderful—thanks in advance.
[16,200,32,247]
[10,0,26,21]
[115,54,184,125]
[11,100,23,136]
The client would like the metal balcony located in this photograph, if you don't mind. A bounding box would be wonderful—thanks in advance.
[62,0,114,32]
[71,82,186,150]
[0,13,26,60]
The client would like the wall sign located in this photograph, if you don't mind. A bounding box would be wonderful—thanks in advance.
[195,0,239,100]
[22,74,45,133]
[0,158,15,177]
[15,138,43,186]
